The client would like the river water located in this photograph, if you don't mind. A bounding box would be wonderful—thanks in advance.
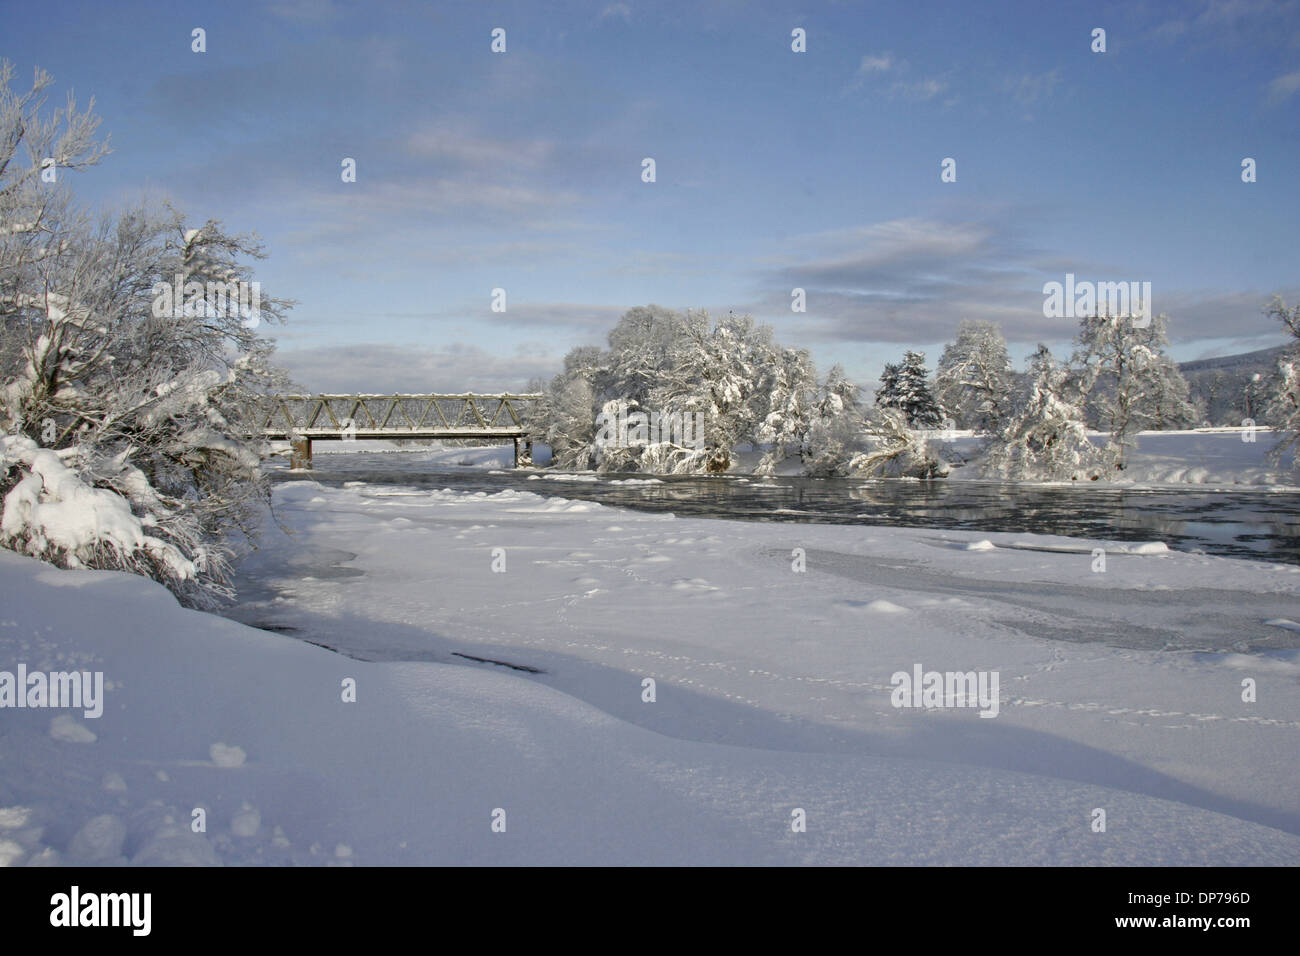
[267,455,1300,566]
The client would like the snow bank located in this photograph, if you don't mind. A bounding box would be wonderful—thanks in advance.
[4,478,1299,865]
[948,429,1297,488]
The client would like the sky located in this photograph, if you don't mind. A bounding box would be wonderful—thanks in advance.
[3,0,1298,392]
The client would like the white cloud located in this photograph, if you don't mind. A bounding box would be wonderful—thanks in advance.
[1003,69,1062,107]
[858,53,893,73]
[892,77,948,101]
[1267,70,1300,104]
[301,178,580,222]
[406,123,555,169]
[1153,0,1300,47]
[599,3,632,21]
[759,218,1299,346]
[848,53,948,102]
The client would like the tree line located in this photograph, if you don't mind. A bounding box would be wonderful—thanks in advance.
[533,302,1300,482]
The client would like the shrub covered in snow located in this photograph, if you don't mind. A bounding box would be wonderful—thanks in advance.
[845,407,950,479]
[0,62,293,605]
[0,435,205,591]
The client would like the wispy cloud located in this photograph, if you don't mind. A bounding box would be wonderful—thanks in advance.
[1266,70,1300,104]
[1003,69,1062,107]
[891,77,949,101]
[755,218,1298,346]
[858,53,893,73]
[847,52,948,102]
[1153,0,1300,47]
[301,178,580,220]
[265,0,342,24]
[406,122,556,169]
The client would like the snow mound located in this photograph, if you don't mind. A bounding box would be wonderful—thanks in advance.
[1005,539,1169,555]
[0,436,196,583]
[1197,648,1300,676]
[865,599,909,613]
[1118,542,1170,555]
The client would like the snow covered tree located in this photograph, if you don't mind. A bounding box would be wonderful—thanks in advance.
[604,304,687,405]
[753,344,818,474]
[800,364,866,477]
[535,346,603,469]
[877,350,943,427]
[1264,296,1300,472]
[1144,346,1198,430]
[1245,372,1270,423]
[1071,309,1194,470]
[535,307,859,476]
[983,345,1102,481]
[0,62,293,606]
[874,362,901,410]
[845,406,949,478]
[645,310,776,473]
[934,320,1014,432]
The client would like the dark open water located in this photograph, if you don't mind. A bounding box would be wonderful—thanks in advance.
[268,456,1300,566]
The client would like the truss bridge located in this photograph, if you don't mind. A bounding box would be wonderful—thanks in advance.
[259,393,542,468]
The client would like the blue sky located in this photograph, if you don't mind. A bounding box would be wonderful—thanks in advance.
[4,0,1298,391]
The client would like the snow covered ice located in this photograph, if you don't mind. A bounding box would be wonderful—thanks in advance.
[2,475,1297,866]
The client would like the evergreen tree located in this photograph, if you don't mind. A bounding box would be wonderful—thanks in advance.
[891,350,944,428]
[875,362,901,410]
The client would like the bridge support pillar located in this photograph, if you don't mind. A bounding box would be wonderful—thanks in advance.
[514,438,533,468]
[290,437,312,470]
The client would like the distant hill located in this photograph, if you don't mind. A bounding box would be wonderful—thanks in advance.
[1179,345,1288,374]
[1179,345,1289,425]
